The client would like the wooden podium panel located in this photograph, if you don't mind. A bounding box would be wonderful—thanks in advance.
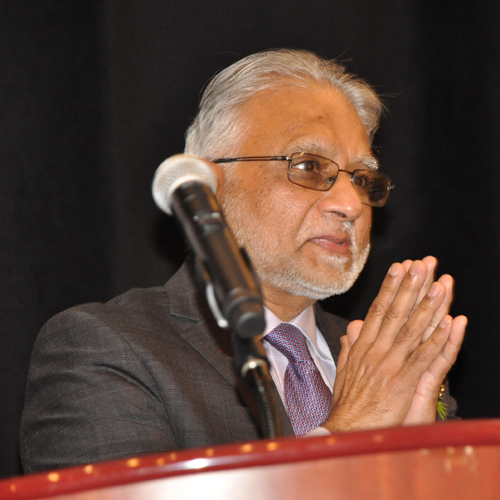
[3,419,500,500]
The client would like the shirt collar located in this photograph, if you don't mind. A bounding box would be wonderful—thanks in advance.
[263,306,317,349]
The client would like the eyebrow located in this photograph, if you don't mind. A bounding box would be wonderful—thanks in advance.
[355,154,379,170]
[287,142,380,171]
[288,142,327,157]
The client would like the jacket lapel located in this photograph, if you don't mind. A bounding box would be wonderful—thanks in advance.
[314,303,346,363]
[167,259,236,385]
[165,260,294,437]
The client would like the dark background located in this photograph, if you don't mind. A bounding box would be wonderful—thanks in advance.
[1,0,499,479]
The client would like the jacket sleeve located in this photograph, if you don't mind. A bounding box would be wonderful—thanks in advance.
[440,378,459,420]
[19,307,177,473]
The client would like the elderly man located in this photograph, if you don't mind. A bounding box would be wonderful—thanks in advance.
[20,49,467,472]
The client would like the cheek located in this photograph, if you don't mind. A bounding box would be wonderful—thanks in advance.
[257,186,313,245]
[222,167,318,244]
[256,175,302,210]
[356,209,373,246]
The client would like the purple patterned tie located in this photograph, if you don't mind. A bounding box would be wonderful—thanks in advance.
[265,323,332,437]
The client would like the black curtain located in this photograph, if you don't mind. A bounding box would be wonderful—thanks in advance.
[1,0,499,478]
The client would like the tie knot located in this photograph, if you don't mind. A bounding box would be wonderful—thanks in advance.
[265,323,311,363]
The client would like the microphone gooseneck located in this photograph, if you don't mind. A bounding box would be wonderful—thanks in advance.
[152,154,265,339]
[152,154,282,438]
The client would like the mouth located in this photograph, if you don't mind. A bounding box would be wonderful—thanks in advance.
[308,233,351,255]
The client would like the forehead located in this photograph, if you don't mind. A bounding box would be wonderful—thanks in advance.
[233,84,372,162]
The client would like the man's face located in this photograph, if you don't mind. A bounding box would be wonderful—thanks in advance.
[218,85,373,302]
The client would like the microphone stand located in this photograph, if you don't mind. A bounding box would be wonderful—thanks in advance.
[231,331,283,440]
[154,159,283,438]
[194,256,282,439]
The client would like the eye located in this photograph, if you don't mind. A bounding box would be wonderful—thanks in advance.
[369,175,390,202]
[352,171,372,189]
[293,159,322,174]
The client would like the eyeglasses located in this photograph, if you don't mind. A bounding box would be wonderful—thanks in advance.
[213,152,395,207]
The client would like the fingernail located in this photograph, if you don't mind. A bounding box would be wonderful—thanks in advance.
[428,283,440,297]
[439,316,451,328]
[409,262,419,276]
[388,264,399,276]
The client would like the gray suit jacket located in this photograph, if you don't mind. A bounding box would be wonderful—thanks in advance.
[20,260,457,473]
[20,260,347,473]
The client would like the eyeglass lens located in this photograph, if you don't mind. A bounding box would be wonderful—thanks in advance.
[288,153,391,207]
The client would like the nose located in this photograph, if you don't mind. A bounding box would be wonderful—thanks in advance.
[315,171,365,221]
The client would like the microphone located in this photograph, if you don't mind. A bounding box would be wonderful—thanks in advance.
[152,154,266,338]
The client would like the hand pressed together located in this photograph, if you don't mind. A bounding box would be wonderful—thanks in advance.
[323,257,467,432]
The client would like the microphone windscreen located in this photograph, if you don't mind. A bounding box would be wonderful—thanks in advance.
[152,154,217,215]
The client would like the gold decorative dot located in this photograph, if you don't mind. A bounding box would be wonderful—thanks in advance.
[156,458,166,466]
[126,458,140,468]
[326,437,336,445]
[464,446,474,456]
[47,473,60,482]
[439,383,446,398]
[83,465,94,474]
[240,444,253,453]
[169,453,177,461]
[266,442,278,451]
[205,448,215,457]
[373,435,384,443]
[9,484,16,492]
[446,447,455,455]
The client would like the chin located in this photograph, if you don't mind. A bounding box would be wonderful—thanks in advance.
[260,242,371,301]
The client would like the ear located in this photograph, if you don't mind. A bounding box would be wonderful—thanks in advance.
[209,160,226,203]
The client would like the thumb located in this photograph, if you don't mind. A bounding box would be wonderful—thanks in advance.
[336,334,351,373]
[346,319,364,346]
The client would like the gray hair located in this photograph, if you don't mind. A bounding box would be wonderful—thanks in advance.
[184,49,382,158]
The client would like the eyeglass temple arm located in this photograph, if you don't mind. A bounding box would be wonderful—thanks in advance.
[212,156,290,164]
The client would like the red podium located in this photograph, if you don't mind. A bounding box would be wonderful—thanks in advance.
[3,419,500,500]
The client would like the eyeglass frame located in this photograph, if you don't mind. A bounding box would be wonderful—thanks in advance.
[212,152,395,207]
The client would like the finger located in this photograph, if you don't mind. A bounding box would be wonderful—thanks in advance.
[403,314,466,427]
[408,315,453,400]
[411,256,438,314]
[422,256,437,286]
[375,260,431,345]
[355,262,407,345]
[402,321,451,425]
[402,260,413,272]
[423,315,467,381]
[392,315,455,426]
[392,316,452,411]
[422,274,455,342]
[346,320,363,347]
[388,280,447,356]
